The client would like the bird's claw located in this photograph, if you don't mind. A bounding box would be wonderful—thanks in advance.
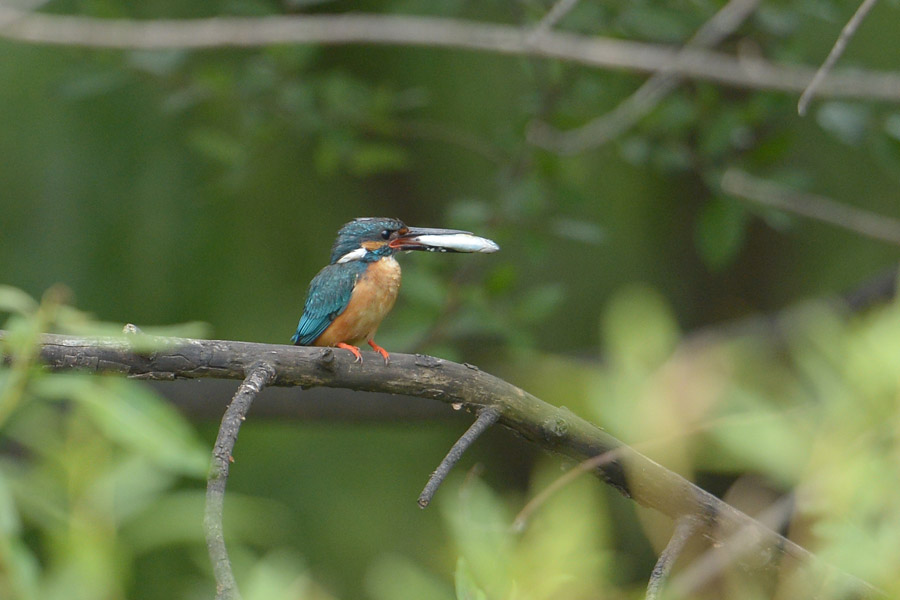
[368,340,391,365]
[336,342,364,363]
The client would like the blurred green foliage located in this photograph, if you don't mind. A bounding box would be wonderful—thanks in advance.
[10,283,900,597]
[0,289,210,599]
[3,0,900,597]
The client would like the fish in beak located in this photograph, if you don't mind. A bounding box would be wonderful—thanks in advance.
[388,227,500,253]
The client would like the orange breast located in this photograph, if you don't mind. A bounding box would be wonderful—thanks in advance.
[313,257,402,347]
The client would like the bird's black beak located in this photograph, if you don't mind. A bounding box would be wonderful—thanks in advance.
[388,226,500,253]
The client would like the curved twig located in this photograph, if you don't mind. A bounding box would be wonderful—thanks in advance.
[528,0,581,40]
[798,0,881,115]
[0,10,899,101]
[204,362,276,600]
[513,446,624,530]
[529,0,760,154]
[418,406,500,508]
[8,332,885,598]
[668,495,796,597]
[646,516,701,600]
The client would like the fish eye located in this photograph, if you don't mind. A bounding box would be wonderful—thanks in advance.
[381,229,392,240]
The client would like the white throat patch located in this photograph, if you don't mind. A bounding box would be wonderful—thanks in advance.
[336,247,368,264]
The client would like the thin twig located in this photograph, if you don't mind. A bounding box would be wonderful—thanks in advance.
[797,0,880,116]
[722,168,900,246]
[394,120,507,165]
[513,446,624,530]
[646,516,701,600]
[418,407,500,507]
[6,332,885,598]
[528,0,581,41]
[204,362,276,600]
[668,495,795,597]
[1,10,900,101]
[529,0,760,154]
[511,406,803,531]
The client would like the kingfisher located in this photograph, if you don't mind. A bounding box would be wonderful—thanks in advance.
[292,217,499,364]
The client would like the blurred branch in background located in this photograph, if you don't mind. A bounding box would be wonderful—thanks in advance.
[527,0,581,41]
[722,168,900,246]
[1,9,900,102]
[646,515,700,600]
[394,119,508,166]
[529,0,761,154]
[668,495,797,598]
[798,0,880,116]
[5,330,884,598]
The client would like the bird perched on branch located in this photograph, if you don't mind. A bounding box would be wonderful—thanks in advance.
[292,217,499,364]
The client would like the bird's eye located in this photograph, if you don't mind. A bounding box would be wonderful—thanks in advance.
[381,229,392,240]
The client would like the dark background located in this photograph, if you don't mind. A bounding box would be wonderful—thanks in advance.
[2,1,900,598]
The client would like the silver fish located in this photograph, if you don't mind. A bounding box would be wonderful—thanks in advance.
[406,233,500,253]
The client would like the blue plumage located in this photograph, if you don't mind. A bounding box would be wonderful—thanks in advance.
[329,217,404,264]
[291,260,367,345]
[292,217,498,363]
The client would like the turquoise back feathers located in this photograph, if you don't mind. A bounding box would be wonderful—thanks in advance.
[291,260,367,345]
[292,217,499,351]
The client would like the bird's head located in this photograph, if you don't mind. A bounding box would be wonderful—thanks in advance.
[329,217,499,264]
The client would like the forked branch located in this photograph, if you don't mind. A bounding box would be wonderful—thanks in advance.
[1,10,900,102]
[10,332,884,598]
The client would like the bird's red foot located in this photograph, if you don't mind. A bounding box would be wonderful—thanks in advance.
[336,342,363,363]
[368,340,391,365]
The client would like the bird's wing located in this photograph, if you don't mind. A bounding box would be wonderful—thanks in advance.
[292,262,366,345]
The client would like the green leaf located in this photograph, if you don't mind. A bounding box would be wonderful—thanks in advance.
[442,477,514,598]
[348,143,409,176]
[602,284,679,369]
[240,550,322,600]
[319,72,372,122]
[455,558,488,600]
[0,470,40,600]
[816,102,869,145]
[699,108,752,158]
[884,113,900,142]
[695,196,748,270]
[704,398,809,484]
[0,469,21,536]
[0,286,37,316]
[56,67,129,100]
[513,284,564,323]
[187,128,247,166]
[754,4,799,35]
[617,6,696,42]
[33,375,208,477]
[314,133,350,176]
[127,49,186,76]
[367,554,455,600]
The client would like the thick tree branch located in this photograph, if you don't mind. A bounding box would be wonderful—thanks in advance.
[204,362,276,600]
[10,332,883,597]
[1,10,900,101]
